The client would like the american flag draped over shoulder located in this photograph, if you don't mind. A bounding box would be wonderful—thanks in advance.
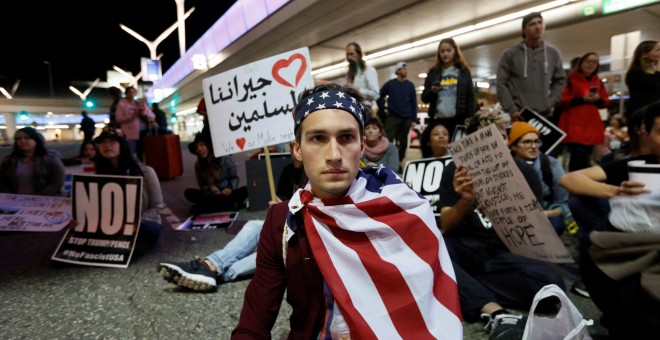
[286,165,462,339]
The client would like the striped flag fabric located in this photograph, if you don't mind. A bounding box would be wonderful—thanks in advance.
[287,165,462,339]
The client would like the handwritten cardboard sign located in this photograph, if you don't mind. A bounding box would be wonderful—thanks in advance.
[446,125,572,263]
[402,156,453,216]
[202,47,314,157]
[0,193,72,232]
[52,174,143,268]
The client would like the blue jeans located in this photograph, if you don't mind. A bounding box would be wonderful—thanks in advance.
[206,219,263,281]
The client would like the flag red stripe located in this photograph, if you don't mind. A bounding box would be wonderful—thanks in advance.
[302,211,378,339]
[305,203,435,338]
[357,196,462,320]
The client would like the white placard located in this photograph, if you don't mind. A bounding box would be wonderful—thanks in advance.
[202,47,314,157]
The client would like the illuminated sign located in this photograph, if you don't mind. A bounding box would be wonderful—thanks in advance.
[602,0,660,14]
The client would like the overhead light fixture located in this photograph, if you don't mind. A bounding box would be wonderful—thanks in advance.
[0,87,13,99]
[311,0,570,76]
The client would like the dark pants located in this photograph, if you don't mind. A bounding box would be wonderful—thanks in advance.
[384,115,412,162]
[133,220,162,258]
[445,236,565,322]
[565,143,594,172]
[569,194,660,337]
[184,186,248,215]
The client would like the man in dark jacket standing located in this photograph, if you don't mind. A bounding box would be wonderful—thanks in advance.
[377,61,418,163]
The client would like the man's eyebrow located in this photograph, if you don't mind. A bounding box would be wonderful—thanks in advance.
[304,127,359,136]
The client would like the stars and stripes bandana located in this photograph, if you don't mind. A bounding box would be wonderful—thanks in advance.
[286,165,462,339]
[293,90,365,132]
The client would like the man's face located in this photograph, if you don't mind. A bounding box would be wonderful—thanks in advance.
[523,17,544,40]
[510,132,541,161]
[346,45,359,63]
[293,109,365,199]
[396,65,408,78]
[648,116,660,160]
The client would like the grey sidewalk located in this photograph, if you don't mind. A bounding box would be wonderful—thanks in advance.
[0,141,607,339]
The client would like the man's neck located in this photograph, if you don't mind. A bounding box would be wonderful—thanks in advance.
[397,76,407,82]
[524,38,543,48]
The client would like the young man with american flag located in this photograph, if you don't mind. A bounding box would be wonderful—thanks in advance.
[232,83,462,339]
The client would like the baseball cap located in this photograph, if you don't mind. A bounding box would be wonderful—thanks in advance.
[395,61,407,70]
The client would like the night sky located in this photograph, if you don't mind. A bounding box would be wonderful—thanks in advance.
[1,0,236,98]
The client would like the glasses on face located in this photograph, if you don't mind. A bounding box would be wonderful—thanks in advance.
[518,139,543,147]
[583,59,599,65]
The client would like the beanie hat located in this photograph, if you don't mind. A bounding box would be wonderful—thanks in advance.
[508,121,539,146]
[522,12,542,30]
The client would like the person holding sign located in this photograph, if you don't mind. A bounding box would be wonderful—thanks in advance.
[183,132,248,215]
[438,111,563,339]
[559,104,660,338]
[509,121,577,236]
[94,129,165,256]
[0,127,65,196]
[233,83,462,339]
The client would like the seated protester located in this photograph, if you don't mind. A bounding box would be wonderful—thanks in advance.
[420,120,451,158]
[62,141,98,166]
[509,121,577,236]
[361,116,399,172]
[157,146,308,292]
[233,83,462,338]
[438,110,564,339]
[184,132,248,215]
[559,102,660,338]
[94,129,165,256]
[0,127,65,196]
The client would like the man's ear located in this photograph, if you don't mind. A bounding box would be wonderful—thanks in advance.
[292,140,303,162]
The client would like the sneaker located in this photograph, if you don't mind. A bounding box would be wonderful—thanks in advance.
[157,260,218,292]
[571,280,590,298]
[481,311,526,340]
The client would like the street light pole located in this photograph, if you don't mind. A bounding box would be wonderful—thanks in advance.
[44,61,54,98]
[119,7,194,60]
[175,0,186,57]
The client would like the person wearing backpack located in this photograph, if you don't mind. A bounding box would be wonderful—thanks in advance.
[509,121,578,236]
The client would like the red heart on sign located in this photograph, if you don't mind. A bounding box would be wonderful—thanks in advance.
[236,138,246,150]
[272,53,307,88]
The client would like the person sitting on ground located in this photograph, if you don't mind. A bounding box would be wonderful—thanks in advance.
[232,83,462,338]
[93,129,165,256]
[361,116,399,172]
[509,121,577,236]
[559,101,660,338]
[420,120,451,159]
[438,110,564,339]
[62,141,98,166]
[184,132,248,215]
[157,145,307,292]
[0,127,65,196]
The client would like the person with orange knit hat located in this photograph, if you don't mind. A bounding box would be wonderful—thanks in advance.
[509,121,577,236]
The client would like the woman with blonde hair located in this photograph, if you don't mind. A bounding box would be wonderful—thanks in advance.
[422,38,476,138]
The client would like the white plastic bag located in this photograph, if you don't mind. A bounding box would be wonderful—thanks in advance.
[522,284,593,340]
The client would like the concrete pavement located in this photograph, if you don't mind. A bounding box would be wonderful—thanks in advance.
[0,141,608,339]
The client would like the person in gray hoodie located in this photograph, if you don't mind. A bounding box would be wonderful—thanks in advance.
[496,12,566,122]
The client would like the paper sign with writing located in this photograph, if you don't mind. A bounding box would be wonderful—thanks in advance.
[202,47,314,157]
[402,156,453,216]
[0,193,72,232]
[176,211,239,230]
[51,174,143,268]
[520,107,566,155]
[446,125,572,263]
